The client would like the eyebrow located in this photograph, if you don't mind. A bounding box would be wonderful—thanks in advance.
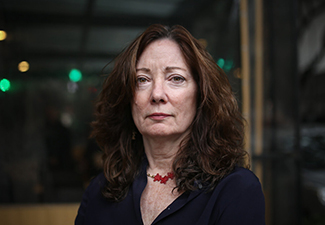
[165,66,187,72]
[136,66,186,72]
[136,68,151,72]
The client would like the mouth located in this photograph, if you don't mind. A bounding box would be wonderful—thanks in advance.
[147,113,171,120]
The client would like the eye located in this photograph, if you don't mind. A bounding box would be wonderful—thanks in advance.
[170,76,185,83]
[137,77,148,83]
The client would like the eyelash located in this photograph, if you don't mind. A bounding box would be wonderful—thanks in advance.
[170,75,185,83]
[137,77,148,83]
[136,75,185,84]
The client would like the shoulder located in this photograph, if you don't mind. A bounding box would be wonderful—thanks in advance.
[75,173,106,225]
[221,167,261,188]
[81,172,107,205]
[215,167,263,200]
[210,167,264,208]
[86,173,106,193]
[212,167,265,224]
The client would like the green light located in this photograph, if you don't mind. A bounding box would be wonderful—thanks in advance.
[224,60,234,72]
[69,69,82,82]
[217,58,225,69]
[0,78,11,92]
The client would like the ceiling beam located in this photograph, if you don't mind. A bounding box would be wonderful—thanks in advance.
[170,0,218,29]
[79,0,96,67]
[19,50,116,60]
[3,11,175,28]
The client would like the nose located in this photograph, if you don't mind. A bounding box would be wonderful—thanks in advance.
[151,79,167,103]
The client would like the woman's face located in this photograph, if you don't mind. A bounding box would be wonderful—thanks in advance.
[131,39,197,140]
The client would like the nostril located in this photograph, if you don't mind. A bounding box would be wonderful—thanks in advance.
[151,98,165,103]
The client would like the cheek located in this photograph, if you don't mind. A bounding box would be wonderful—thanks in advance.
[132,90,150,111]
[131,100,144,122]
[184,93,198,120]
[183,90,197,109]
[131,93,140,112]
[131,102,139,118]
[174,94,197,118]
[132,91,145,107]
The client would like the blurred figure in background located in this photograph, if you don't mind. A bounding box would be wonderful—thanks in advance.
[45,106,72,172]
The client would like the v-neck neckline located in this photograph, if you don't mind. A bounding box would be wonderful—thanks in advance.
[132,157,203,225]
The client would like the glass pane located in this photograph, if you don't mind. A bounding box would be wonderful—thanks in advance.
[0,0,241,204]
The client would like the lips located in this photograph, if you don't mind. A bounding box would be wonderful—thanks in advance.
[147,113,171,120]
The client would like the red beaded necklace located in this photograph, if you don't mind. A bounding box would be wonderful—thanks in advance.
[147,172,174,184]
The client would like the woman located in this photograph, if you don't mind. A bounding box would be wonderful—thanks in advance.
[75,24,265,225]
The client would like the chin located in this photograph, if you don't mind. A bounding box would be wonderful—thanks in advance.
[142,129,189,140]
[139,124,190,140]
[143,131,172,138]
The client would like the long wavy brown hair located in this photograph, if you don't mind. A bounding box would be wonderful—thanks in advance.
[91,24,248,202]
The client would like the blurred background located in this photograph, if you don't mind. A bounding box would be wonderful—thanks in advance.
[0,0,325,224]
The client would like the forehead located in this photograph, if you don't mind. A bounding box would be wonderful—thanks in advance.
[137,39,187,67]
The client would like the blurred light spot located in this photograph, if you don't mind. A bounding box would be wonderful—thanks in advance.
[61,112,73,127]
[69,69,82,82]
[18,61,30,72]
[217,58,225,68]
[224,60,234,72]
[67,81,78,93]
[0,78,11,92]
[0,30,7,41]
[317,187,325,206]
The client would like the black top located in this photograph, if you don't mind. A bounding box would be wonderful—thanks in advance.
[75,161,265,225]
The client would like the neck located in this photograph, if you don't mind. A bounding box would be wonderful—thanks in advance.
[143,135,183,174]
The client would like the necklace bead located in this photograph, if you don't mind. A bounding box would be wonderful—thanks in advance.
[147,172,174,184]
